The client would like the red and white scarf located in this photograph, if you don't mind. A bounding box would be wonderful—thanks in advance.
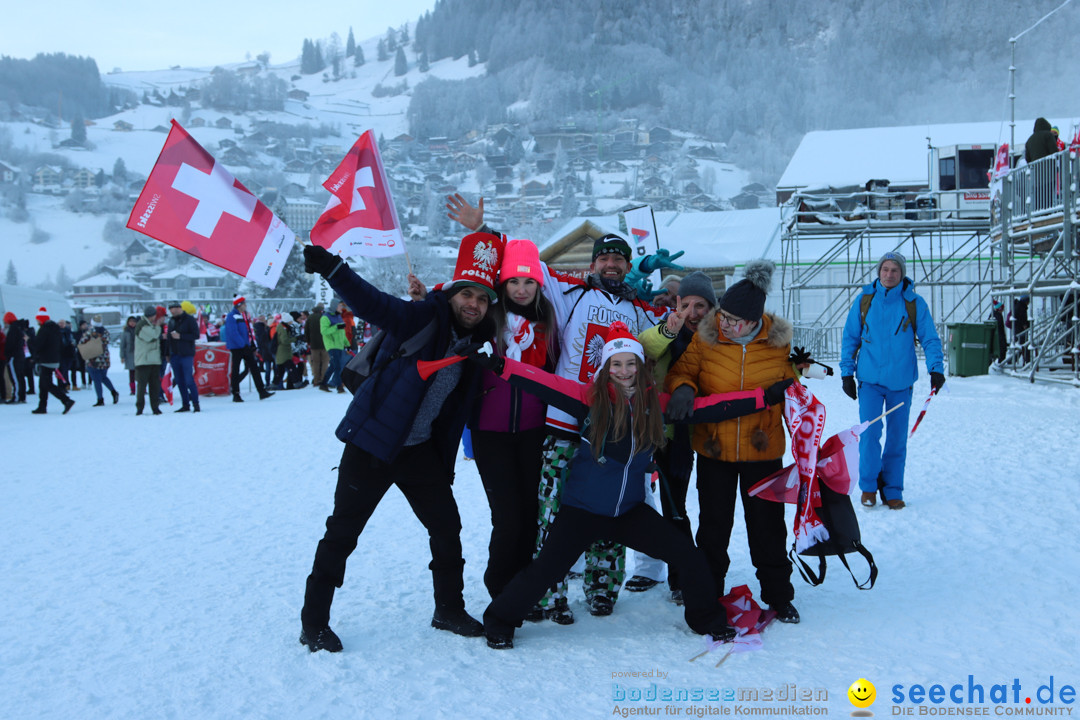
[783,382,828,551]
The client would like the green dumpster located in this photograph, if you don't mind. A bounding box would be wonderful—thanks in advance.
[946,323,994,376]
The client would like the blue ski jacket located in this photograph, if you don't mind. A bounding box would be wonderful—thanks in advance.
[840,278,944,391]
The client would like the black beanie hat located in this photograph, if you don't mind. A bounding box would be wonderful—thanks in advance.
[592,233,632,262]
[719,259,774,323]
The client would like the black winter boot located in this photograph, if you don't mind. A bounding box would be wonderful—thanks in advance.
[431,606,483,637]
[770,602,800,624]
[299,626,343,653]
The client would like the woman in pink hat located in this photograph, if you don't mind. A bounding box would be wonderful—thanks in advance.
[470,239,560,609]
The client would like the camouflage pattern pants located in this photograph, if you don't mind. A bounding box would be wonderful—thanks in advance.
[535,436,625,608]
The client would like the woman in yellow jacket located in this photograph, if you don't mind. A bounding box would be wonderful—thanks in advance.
[665,260,800,624]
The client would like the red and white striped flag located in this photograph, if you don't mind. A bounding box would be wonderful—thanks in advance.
[126,120,295,289]
[161,362,174,405]
[310,130,405,259]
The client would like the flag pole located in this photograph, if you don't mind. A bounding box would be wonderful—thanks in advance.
[867,402,905,427]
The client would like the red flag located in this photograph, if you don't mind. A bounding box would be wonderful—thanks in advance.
[700,586,777,659]
[126,120,295,289]
[991,143,1010,181]
[161,362,174,405]
[749,422,867,504]
[310,130,405,258]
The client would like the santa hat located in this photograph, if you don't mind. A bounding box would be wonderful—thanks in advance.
[233,295,246,306]
[35,306,50,323]
[599,321,644,368]
[434,232,504,302]
[500,239,544,286]
[4,311,18,324]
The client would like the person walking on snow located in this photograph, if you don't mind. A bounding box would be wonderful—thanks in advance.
[298,234,502,653]
[29,307,74,415]
[223,296,273,403]
[840,251,944,510]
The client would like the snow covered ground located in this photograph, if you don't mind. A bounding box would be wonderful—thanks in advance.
[1,369,1077,719]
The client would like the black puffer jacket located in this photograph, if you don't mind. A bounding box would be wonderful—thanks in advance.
[32,321,63,365]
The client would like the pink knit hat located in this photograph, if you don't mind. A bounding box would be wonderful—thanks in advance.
[500,239,544,286]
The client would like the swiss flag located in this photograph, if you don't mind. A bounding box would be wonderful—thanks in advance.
[310,130,404,258]
[126,120,295,289]
[991,143,1010,181]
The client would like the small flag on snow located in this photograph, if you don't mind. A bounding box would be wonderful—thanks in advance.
[126,120,295,289]
[310,130,405,259]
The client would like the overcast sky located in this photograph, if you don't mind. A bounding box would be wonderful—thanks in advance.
[3,0,436,72]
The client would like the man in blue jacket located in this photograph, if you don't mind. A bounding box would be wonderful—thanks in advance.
[299,233,502,653]
[167,301,201,412]
[223,296,273,402]
[840,252,945,510]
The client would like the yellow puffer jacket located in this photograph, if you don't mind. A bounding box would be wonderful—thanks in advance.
[665,311,795,462]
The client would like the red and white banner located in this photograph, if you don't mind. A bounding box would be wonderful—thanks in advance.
[991,143,1010,181]
[782,383,828,552]
[161,362,174,405]
[310,130,404,259]
[194,343,231,396]
[749,420,867,505]
[622,204,661,287]
[126,120,295,289]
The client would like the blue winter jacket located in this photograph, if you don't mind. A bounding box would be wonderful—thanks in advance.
[223,308,251,350]
[839,278,944,391]
[326,263,495,473]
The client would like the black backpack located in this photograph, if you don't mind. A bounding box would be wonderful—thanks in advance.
[341,318,439,394]
[789,482,878,589]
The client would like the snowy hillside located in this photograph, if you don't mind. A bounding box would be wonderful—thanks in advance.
[1,370,1076,719]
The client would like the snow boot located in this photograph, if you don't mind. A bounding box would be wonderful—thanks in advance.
[431,606,483,637]
[192,401,200,413]
[485,629,514,650]
[709,625,737,643]
[625,575,661,592]
[62,399,74,414]
[31,407,46,414]
[524,605,545,622]
[886,499,906,510]
[860,492,877,507]
[176,405,190,413]
[232,393,243,403]
[93,398,105,407]
[299,626,343,653]
[587,596,614,617]
[543,597,574,625]
[770,602,800,624]
[112,389,120,404]
[258,389,275,400]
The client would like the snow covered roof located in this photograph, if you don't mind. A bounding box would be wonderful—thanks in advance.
[0,284,75,320]
[150,265,228,279]
[778,118,1080,192]
[73,272,141,287]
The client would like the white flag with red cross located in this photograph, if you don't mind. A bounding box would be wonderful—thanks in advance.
[310,130,405,259]
[126,120,295,289]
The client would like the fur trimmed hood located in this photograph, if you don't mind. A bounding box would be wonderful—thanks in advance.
[697,309,792,348]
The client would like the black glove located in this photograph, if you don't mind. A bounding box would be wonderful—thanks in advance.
[666,385,696,422]
[789,346,813,366]
[303,245,343,277]
[842,376,858,401]
[763,378,794,406]
[465,341,504,375]
[930,371,946,392]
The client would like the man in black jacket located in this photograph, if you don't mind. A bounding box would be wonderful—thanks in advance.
[298,235,501,654]
[30,307,74,414]
[167,301,201,412]
[3,311,28,403]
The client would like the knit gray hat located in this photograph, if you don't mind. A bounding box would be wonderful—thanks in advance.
[876,251,907,279]
[144,305,157,318]
[676,271,717,307]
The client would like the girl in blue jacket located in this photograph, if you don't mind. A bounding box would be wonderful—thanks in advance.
[475,322,791,649]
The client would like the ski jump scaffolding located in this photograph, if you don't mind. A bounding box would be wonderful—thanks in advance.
[779,149,1080,387]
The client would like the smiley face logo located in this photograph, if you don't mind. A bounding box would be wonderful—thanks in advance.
[848,678,876,709]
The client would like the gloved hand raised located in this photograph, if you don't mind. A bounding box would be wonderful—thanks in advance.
[639,248,686,274]
[930,371,946,392]
[789,346,813,366]
[763,378,795,407]
[842,376,858,401]
[303,245,343,277]
[666,385,696,422]
[465,341,504,375]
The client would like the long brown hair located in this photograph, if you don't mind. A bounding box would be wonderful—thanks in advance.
[585,356,666,460]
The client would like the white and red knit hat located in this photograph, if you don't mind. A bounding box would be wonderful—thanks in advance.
[434,232,504,302]
[233,296,246,306]
[599,321,644,368]
[35,306,50,323]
